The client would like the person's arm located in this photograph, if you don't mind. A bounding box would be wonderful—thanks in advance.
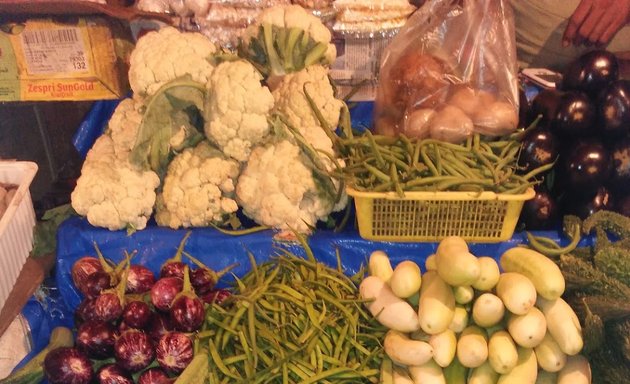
[562,0,630,47]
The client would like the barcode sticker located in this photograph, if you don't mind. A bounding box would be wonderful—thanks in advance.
[20,27,89,75]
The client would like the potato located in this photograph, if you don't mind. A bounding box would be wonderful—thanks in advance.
[404,108,436,139]
[428,106,474,144]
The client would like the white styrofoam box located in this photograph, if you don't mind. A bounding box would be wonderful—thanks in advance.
[0,161,38,312]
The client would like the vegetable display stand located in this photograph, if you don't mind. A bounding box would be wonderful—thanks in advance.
[347,187,535,243]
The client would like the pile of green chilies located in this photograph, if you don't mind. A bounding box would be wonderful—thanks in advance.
[338,131,552,196]
[195,248,386,384]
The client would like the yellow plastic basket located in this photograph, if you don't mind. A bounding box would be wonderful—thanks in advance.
[347,187,535,243]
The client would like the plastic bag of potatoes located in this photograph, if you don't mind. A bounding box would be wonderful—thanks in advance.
[374,0,519,143]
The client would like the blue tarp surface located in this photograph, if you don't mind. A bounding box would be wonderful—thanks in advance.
[23,217,591,335]
[16,216,590,382]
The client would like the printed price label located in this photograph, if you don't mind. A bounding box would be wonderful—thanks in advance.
[19,27,89,75]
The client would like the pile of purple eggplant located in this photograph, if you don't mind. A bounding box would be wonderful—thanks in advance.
[518,50,630,229]
[45,232,232,384]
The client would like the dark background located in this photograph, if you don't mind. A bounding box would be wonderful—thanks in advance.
[0,101,93,215]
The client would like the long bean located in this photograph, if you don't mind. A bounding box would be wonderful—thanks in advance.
[342,131,549,194]
[195,249,385,384]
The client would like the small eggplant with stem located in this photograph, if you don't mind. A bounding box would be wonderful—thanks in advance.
[169,265,205,332]
[94,253,132,323]
[160,232,192,279]
[122,300,153,329]
[156,332,194,375]
[184,251,237,295]
[114,329,155,373]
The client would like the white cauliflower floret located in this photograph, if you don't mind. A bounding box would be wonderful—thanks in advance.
[236,139,344,233]
[71,135,160,231]
[272,65,343,135]
[156,141,241,229]
[204,60,275,162]
[106,98,143,157]
[242,5,336,65]
[129,27,217,98]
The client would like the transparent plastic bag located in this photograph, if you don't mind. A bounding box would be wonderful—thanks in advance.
[373,0,519,142]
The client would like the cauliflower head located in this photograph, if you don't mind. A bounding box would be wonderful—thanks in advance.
[236,139,344,233]
[71,134,161,231]
[106,98,144,157]
[272,65,343,134]
[204,60,275,162]
[129,27,217,98]
[156,141,241,229]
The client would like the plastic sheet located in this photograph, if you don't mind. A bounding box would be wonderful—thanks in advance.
[54,216,593,313]
[13,280,74,383]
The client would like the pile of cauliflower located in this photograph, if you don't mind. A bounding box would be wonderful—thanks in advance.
[71,4,347,234]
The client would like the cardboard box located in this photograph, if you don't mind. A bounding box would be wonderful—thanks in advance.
[0,17,132,101]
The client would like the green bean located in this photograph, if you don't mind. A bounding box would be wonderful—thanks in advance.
[472,133,481,150]
[433,144,444,175]
[372,181,394,192]
[209,339,242,380]
[527,234,562,249]
[500,182,533,194]
[382,153,410,171]
[527,224,581,257]
[303,85,332,133]
[472,148,499,184]
[339,103,353,139]
[287,362,311,381]
[403,175,461,188]
[500,140,521,159]
[298,323,319,344]
[390,163,404,197]
[333,323,349,360]
[206,313,238,336]
[300,367,355,383]
[247,305,258,368]
[398,134,414,155]
[420,145,439,176]
[412,139,422,168]
[451,150,479,167]
[440,153,479,179]
[196,248,385,383]
[237,331,255,377]
[363,130,385,166]
[494,145,520,173]
[221,303,249,349]
[363,163,390,182]
[209,223,271,236]
[521,161,555,180]
[486,139,513,149]
[440,161,467,178]
[436,178,495,191]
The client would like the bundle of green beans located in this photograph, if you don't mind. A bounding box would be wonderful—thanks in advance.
[337,130,551,196]
[195,246,386,383]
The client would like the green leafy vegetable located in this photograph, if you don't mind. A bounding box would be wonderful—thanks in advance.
[239,25,331,78]
[130,77,207,179]
[30,204,76,258]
